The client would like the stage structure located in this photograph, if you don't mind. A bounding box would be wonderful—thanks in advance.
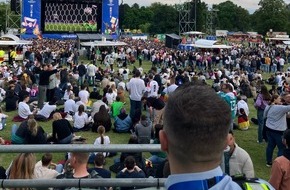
[19,0,119,38]
[179,0,196,35]
[6,0,22,32]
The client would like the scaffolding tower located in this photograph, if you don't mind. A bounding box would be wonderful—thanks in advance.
[206,8,218,35]
[6,0,22,33]
[179,0,196,35]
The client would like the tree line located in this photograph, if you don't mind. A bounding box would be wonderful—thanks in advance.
[119,0,290,35]
[0,0,289,35]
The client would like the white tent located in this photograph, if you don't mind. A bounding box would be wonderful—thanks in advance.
[80,41,127,47]
[193,39,232,49]
[283,41,290,45]
[182,31,205,35]
[0,34,32,45]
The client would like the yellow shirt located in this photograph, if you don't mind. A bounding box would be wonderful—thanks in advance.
[0,50,5,58]
[265,57,271,65]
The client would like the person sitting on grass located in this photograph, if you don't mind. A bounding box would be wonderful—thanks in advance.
[17,94,36,120]
[88,153,111,178]
[34,153,62,179]
[35,97,57,121]
[113,108,132,133]
[111,96,124,118]
[73,105,90,132]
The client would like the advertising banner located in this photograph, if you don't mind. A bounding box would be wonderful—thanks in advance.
[21,0,41,35]
[102,0,119,35]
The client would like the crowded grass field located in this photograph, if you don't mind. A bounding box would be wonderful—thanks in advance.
[0,58,276,180]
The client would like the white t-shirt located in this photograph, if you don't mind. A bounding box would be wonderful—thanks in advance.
[37,103,57,118]
[91,100,108,117]
[87,64,97,76]
[127,77,145,101]
[73,112,89,129]
[105,92,116,105]
[74,101,87,113]
[64,99,76,113]
[78,90,89,104]
[63,90,74,101]
[146,80,159,97]
[18,102,32,119]
[93,135,110,157]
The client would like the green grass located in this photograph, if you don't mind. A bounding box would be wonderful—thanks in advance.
[45,23,97,32]
[0,60,278,180]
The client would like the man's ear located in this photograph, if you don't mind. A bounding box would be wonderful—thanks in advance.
[159,130,168,152]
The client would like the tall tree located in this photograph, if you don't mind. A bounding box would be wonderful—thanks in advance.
[213,1,250,32]
[251,0,288,34]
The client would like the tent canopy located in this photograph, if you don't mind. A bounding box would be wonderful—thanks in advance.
[80,41,127,47]
[166,34,181,40]
[192,39,232,49]
[182,31,205,35]
[0,34,32,45]
[76,33,113,41]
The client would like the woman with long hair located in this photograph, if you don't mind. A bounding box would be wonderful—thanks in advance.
[9,153,36,187]
[52,112,74,144]
[254,85,271,143]
[88,125,111,163]
[92,105,111,132]
[73,104,90,131]
[264,94,290,167]
[25,119,47,144]
[63,85,74,101]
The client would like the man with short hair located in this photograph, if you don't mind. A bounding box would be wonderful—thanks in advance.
[116,156,145,190]
[77,62,87,86]
[159,82,243,189]
[34,153,62,179]
[127,70,145,119]
[88,153,111,178]
[227,130,255,178]
[18,94,36,119]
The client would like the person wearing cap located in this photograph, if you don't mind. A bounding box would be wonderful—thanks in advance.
[269,129,290,190]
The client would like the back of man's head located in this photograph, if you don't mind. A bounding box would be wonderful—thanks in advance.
[124,156,136,170]
[162,82,231,165]
[71,152,89,165]
[42,153,53,166]
[94,153,105,167]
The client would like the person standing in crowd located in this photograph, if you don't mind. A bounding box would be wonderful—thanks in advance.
[269,129,290,190]
[127,70,145,119]
[35,64,58,109]
[87,62,97,86]
[159,82,273,189]
[264,94,290,167]
[47,64,58,102]
[254,85,271,143]
[77,61,87,86]
[219,83,237,130]
[227,130,255,178]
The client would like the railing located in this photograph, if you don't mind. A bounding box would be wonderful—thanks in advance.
[0,144,166,189]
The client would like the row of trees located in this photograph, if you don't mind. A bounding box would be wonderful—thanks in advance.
[0,0,289,35]
[120,0,290,35]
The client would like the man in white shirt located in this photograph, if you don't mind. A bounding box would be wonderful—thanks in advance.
[34,153,62,179]
[78,85,90,104]
[146,73,159,98]
[127,70,145,119]
[64,94,76,114]
[87,62,97,85]
[227,131,255,178]
[91,95,109,117]
[36,102,57,120]
[279,57,285,72]
[18,95,35,119]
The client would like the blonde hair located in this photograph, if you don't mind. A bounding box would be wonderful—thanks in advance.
[9,153,36,180]
[53,112,62,120]
[27,119,38,136]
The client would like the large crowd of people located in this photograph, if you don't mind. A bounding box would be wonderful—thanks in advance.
[0,37,290,189]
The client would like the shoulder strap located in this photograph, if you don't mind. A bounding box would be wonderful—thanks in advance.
[264,105,273,118]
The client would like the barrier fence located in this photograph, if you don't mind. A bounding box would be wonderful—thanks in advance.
[0,144,166,189]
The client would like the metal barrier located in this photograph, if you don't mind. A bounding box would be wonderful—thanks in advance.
[0,144,166,189]
[0,144,161,153]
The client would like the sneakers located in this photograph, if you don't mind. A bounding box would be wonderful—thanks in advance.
[266,162,272,167]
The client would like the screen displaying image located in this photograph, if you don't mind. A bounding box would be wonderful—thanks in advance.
[43,1,101,32]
